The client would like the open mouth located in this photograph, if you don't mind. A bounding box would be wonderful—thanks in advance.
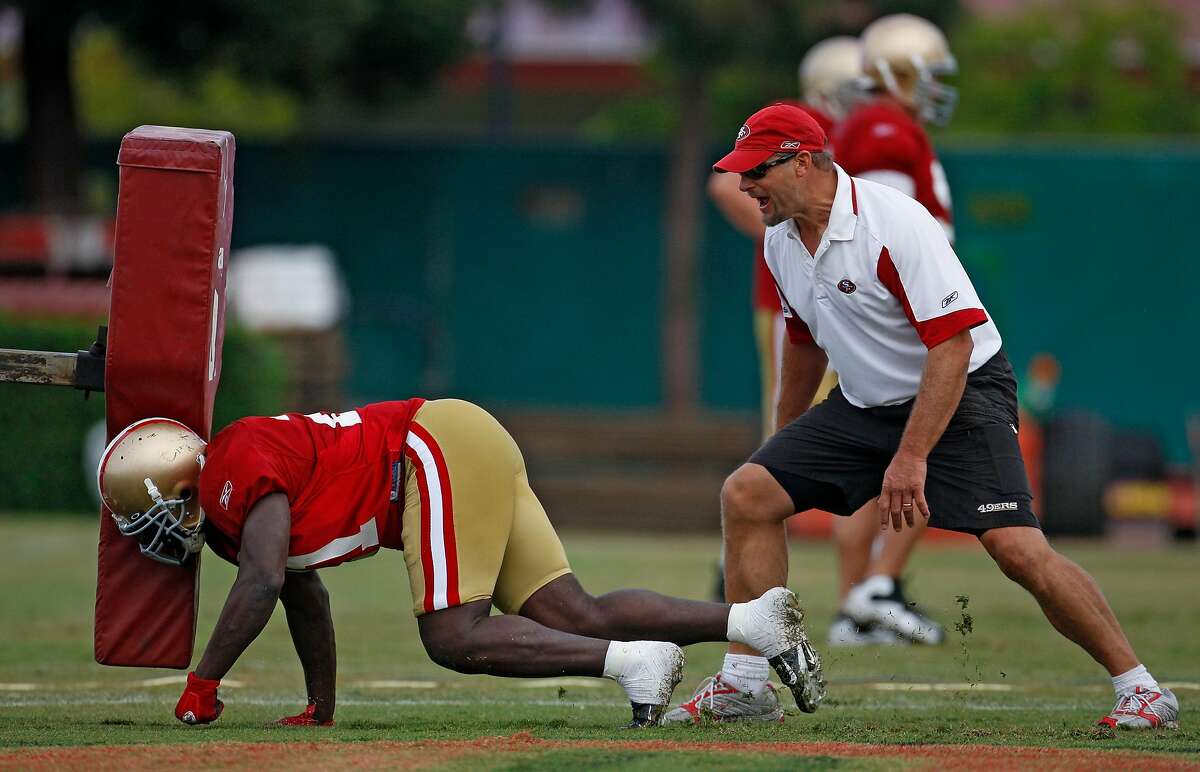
[757,197,770,211]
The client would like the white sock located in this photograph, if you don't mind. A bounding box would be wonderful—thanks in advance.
[1111,664,1159,696]
[720,653,769,693]
[602,641,681,705]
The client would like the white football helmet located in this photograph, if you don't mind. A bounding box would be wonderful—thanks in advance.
[860,14,958,126]
[97,418,207,566]
[798,36,863,121]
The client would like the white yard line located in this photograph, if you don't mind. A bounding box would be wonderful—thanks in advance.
[0,695,1095,712]
[518,678,605,689]
[871,682,1014,692]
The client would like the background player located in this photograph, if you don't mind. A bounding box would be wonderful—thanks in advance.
[823,14,962,646]
[708,38,858,436]
[97,399,824,729]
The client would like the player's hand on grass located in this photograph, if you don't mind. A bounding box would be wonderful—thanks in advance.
[276,702,335,727]
[175,672,224,725]
[878,450,931,531]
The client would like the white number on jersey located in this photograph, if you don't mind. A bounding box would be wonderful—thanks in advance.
[303,410,362,429]
[286,518,380,570]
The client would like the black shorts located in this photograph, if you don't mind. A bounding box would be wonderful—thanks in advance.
[749,350,1040,535]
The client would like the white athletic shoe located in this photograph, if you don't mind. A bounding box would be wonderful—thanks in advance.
[663,674,784,724]
[827,614,905,647]
[842,575,945,645]
[1098,687,1180,730]
[604,641,686,727]
[728,587,826,713]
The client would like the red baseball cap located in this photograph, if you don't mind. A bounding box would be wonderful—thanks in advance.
[713,103,828,174]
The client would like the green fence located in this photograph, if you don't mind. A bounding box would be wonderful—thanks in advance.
[1,138,1197,462]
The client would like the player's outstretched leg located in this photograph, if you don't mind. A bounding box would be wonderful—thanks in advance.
[417,598,683,727]
[980,526,1179,730]
[518,575,825,721]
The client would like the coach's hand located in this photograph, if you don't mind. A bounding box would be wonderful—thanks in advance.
[276,702,335,727]
[878,450,931,531]
[175,671,224,725]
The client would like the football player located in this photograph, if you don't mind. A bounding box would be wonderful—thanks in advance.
[823,13,961,648]
[97,399,825,728]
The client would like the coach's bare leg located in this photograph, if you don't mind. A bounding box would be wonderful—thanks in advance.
[520,574,730,645]
[720,464,797,654]
[980,526,1138,675]
[419,598,611,677]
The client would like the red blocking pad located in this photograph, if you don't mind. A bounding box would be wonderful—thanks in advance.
[95,126,235,668]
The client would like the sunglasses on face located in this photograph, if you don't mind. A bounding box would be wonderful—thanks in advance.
[743,154,796,180]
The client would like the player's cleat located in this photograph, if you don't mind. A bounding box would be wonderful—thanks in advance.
[728,587,826,713]
[606,641,685,728]
[768,638,825,713]
[663,674,784,724]
[1098,687,1179,730]
[827,613,904,647]
[627,702,668,728]
[841,575,944,645]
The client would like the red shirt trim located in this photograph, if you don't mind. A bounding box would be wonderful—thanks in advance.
[876,246,987,349]
[784,314,815,344]
[767,269,815,344]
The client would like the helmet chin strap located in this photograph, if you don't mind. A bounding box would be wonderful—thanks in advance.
[144,477,164,505]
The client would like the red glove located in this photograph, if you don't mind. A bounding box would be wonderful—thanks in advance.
[276,702,334,727]
[175,671,224,725]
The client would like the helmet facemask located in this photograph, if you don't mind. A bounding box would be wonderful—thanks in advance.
[912,55,958,126]
[876,54,958,127]
[112,478,205,566]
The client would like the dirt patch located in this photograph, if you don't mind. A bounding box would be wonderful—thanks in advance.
[2,734,1195,771]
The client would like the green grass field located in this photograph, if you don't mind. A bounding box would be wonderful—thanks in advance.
[0,516,1197,769]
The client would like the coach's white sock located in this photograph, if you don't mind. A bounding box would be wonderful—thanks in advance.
[720,653,769,693]
[1112,664,1159,696]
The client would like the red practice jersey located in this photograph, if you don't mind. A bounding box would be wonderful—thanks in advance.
[198,400,424,570]
[752,102,837,311]
[833,99,954,242]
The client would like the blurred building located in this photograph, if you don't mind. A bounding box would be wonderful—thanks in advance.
[394,0,655,136]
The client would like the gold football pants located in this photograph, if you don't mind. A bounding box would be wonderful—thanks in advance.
[400,399,572,617]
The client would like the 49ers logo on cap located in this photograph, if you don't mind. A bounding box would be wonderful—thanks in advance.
[736,124,750,142]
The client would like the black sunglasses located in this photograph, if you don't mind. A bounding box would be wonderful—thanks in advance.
[743,154,796,180]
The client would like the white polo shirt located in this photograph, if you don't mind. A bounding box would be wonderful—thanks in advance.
[765,163,1002,408]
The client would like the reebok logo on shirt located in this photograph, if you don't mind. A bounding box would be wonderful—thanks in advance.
[941,290,959,308]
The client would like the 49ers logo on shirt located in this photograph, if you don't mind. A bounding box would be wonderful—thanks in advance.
[837,278,857,294]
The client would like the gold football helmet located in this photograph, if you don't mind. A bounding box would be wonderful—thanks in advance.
[798,36,863,121]
[860,13,958,126]
[97,418,207,566]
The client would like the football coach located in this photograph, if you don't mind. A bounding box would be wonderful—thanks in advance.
[693,102,1177,730]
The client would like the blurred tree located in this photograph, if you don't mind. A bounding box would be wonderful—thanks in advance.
[8,1,473,211]
[950,0,1199,136]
